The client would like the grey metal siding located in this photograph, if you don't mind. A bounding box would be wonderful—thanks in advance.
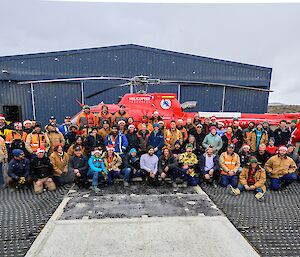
[0,81,33,120]
[33,82,81,124]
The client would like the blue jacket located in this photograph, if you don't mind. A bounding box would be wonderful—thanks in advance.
[58,123,69,136]
[105,132,128,156]
[148,131,164,149]
[8,158,30,180]
[88,155,107,175]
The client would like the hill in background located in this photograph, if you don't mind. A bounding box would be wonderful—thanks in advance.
[268,105,300,114]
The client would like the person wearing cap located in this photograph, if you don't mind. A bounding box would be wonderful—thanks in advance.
[64,124,79,151]
[0,136,8,188]
[126,124,139,152]
[266,137,278,156]
[99,120,111,141]
[149,111,162,125]
[220,126,238,154]
[0,114,11,140]
[255,144,271,167]
[185,118,195,135]
[239,144,252,169]
[262,121,274,139]
[5,122,28,161]
[76,105,97,129]
[178,144,199,187]
[202,126,223,153]
[97,104,113,128]
[122,148,141,187]
[191,123,206,155]
[48,116,57,126]
[50,144,70,186]
[273,120,291,147]
[23,120,33,134]
[68,146,89,188]
[216,122,226,137]
[176,119,188,143]
[140,146,159,186]
[287,144,300,171]
[265,146,297,190]
[247,123,268,153]
[229,156,266,200]
[88,149,107,192]
[113,105,129,124]
[45,124,65,155]
[137,124,150,155]
[184,134,197,155]
[25,124,50,156]
[219,144,240,188]
[199,145,220,187]
[85,127,105,156]
[165,120,183,150]
[158,147,180,187]
[58,116,72,136]
[103,145,122,185]
[232,120,244,151]
[7,149,30,189]
[67,136,86,157]
[137,115,153,133]
[30,147,56,193]
[105,125,128,157]
[148,123,164,157]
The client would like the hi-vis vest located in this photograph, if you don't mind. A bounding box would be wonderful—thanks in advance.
[29,133,47,152]
[165,129,181,143]
[221,152,238,175]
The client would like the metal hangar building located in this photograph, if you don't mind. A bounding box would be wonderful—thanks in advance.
[0,44,272,124]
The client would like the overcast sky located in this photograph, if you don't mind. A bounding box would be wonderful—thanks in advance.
[1,0,300,104]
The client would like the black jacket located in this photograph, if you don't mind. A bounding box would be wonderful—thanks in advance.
[158,154,178,174]
[8,158,30,180]
[30,156,54,181]
[126,132,140,152]
[123,153,140,170]
[68,155,88,174]
[274,128,291,147]
[198,153,219,173]
[85,134,105,153]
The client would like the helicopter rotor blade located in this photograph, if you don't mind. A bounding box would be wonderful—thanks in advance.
[17,76,131,85]
[85,82,131,99]
[159,79,273,92]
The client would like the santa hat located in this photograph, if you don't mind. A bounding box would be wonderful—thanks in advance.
[153,111,159,115]
[118,120,126,125]
[218,121,224,126]
[128,124,135,129]
[106,145,115,151]
[242,144,250,150]
[210,116,217,120]
[279,145,288,151]
[36,147,45,154]
[0,114,5,120]
[23,120,32,126]
[14,122,22,128]
[92,149,102,156]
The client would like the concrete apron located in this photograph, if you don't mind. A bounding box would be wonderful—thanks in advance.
[25,186,260,257]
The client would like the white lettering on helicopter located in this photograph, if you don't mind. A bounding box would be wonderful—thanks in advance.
[128,96,152,103]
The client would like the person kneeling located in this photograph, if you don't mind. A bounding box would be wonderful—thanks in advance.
[229,157,266,201]
[30,147,56,194]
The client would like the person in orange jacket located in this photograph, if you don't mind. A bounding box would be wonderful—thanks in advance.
[76,105,97,129]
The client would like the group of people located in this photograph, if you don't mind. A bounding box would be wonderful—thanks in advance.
[0,104,299,200]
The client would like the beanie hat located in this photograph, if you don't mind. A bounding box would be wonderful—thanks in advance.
[147,145,154,151]
[129,148,137,154]
[291,119,297,124]
[12,149,24,157]
[83,105,90,109]
[153,123,159,128]
[174,140,181,146]
[210,126,217,131]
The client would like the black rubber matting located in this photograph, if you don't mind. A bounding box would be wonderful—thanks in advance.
[0,186,69,257]
[201,182,300,257]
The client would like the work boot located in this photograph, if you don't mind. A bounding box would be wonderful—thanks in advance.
[182,181,188,188]
[123,181,129,187]
[92,186,100,193]
[255,192,265,201]
[228,185,240,196]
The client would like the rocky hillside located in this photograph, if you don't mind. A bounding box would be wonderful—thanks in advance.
[268,105,300,114]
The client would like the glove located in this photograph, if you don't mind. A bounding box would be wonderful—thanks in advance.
[18,176,26,185]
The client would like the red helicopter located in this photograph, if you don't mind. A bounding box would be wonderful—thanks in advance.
[19,75,300,139]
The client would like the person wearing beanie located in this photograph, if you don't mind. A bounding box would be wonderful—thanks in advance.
[122,148,140,187]
[117,120,127,134]
[30,147,56,193]
[50,144,70,186]
[64,124,79,152]
[266,138,278,156]
[219,144,240,188]
[229,157,266,201]
[0,136,8,188]
[25,124,50,157]
[68,146,89,188]
[140,146,159,186]
[76,105,97,129]
[265,145,297,190]
[67,136,86,157]
[165,120,183,150]
[103,145,122,185]
[105,125,128,157]
[97,104,113,128]
[171,140,184,160]
[126,124,139,152]
[273,120,291,147]
[247,123,268,153]
[85,127,105,156]
[289,119,298,134]
[262,121,274,139]
[137,124,150,155]
[87,149,107,192]
[99,120,111,141]
[137,115,153,132]
[191,123,206,155]
[148,123,164,157]
[178,144,199,187]
[202,126,223,153]
[199,145,219,187]
[113,105,129,124]
[7,149,30,189]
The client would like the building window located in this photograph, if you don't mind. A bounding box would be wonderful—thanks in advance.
[3,105,22,122]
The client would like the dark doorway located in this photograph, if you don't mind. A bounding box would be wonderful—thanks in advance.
[3,105,22,122]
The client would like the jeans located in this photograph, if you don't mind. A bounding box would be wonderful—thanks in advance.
[270,173,297,190]
[0,162,4,185]
[220,174,238,188]
[238,184,263,193]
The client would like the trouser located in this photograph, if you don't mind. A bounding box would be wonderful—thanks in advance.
[140,169,159,186]
[0,162,4,185]
[74,171,89,188]
[270,173,298,190]
[33,177,56,193]
[170,167,187,182]
[7,176,32,188]
[220,174,238,188]
[238,184,263,193]
[203,169,219,183]
[121,167,141,182]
